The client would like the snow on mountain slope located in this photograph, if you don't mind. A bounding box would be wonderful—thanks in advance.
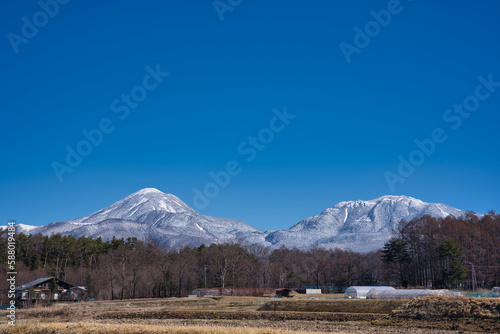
[13,191,468,252]
[16,224,38,232]
[67,188,195,225]
[21,188,263,248]
[264,195,465,252]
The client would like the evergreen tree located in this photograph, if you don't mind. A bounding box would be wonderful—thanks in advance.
[50,277,58,294]
[438,237,467,289]
[86,272,95,299]
[382,238,412,287]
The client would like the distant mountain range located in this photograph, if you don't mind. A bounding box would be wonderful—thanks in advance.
[15,188,467,252]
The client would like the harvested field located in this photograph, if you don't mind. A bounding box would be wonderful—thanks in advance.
[390,296,500,320]
[258,299,406,314]
[3,321,483,334]
[7,296,497,333]
[366,297,500,333]
[97,309,383,322]
[0,322,348,334]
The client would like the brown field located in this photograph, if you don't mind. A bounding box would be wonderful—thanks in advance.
[258,299,406,314]
[2,296,499,334]
[391,296,500,320]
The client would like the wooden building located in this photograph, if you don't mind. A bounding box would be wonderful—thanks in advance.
[275,288,293,297]
[15,277,87,307]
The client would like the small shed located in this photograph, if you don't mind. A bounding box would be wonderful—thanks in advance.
[295,288,322,294]
[275,288,293,297]
[68,286,87,300]
[344,286,395,299]
[306,289,321,294]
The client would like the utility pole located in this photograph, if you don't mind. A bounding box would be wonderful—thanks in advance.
[470,263,478,292]
[204,264,207,289]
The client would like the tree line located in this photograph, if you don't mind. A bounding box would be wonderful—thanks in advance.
[382,212,500,290]
[1,213,498,303]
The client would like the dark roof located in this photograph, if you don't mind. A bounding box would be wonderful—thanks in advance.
[275,288,292,291]
[15,277,54,291]
[15,277,74,291]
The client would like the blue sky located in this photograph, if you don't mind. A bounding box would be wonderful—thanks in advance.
[1,0,499,231]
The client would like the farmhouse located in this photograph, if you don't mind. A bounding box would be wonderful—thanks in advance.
[15,277,87,307]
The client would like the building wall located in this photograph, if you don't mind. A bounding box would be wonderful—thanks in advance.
[305,289,321,294]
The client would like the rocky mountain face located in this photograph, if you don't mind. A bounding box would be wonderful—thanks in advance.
[264,195,464,252]
[16,189,466,252]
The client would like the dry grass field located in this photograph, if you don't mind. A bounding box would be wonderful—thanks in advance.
[2,296,499,334]
[258,299,406,313]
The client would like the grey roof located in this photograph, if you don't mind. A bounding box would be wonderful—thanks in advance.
[15,277,74,291]
[15,277,54,291]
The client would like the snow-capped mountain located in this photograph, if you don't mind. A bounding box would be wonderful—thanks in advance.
[264,195,465,252]
[15,190,466,252]
[17,188,263,249]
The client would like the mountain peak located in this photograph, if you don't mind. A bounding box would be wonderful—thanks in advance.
[20,188,261,248]
[122,188,193,214]
[373,195,421,202]
[134,188,163,195]
[335,195,421,208]
[60,188,195,226]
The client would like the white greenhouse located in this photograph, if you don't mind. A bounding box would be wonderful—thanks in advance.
[366,288,464,300]
[344,286,395,299]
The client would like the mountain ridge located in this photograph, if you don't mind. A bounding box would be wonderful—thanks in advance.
[264,194,465,252]
[14,188,468,252]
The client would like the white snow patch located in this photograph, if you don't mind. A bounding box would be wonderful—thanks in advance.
[436,204,449,217]
[17,224,38,231]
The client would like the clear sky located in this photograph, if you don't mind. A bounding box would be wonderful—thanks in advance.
[1,0,499,232]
